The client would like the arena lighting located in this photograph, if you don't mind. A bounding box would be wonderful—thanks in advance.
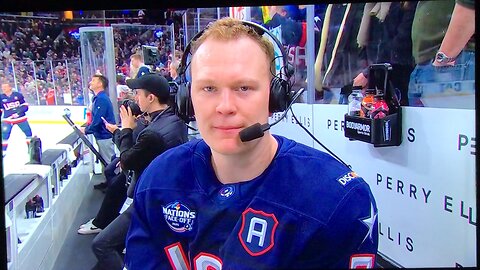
[64,11,73,20]
[154,30,164,38]
[69,30,80,40]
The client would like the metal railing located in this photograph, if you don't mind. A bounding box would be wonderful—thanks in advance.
[0,58,86,106]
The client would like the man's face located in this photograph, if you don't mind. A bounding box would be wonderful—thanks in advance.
[191,36,271,155]
[169,63,178,77]
[130,58,139,68]
[1,83,12,95]
[88,77,102,92]
[134,89,151,113]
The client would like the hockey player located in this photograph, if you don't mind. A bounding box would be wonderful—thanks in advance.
[1,82,33,156]
[125,18,378,269]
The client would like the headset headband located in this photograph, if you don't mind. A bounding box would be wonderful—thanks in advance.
[178,20,289,78]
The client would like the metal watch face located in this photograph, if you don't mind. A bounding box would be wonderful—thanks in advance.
[436,52,453,63]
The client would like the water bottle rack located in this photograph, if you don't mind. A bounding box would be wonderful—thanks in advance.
[344,109,402,147]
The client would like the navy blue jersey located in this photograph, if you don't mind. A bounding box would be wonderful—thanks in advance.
[1,91,29,124]
[125,135,378,269]
[137,65,151,78]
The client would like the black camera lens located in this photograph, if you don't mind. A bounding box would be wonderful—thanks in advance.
[122,99,142,116]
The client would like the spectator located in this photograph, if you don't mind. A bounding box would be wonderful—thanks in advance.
[351,2,417,106]
[116,74,133,102]
[263,5,305,46]
[407,0,475,108]
[45,88,55,105]
[129,53,150,78]
[165,59,181,85]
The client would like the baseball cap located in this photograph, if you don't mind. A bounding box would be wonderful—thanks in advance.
[126,73,170,102]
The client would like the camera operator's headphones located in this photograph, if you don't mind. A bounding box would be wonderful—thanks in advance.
[176,20,295,122]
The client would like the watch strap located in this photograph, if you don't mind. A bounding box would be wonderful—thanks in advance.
[436,51,456,63]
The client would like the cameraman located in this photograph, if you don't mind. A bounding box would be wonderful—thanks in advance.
[93,98,143,190]
[78,104,147,234]
[90,73,188,270]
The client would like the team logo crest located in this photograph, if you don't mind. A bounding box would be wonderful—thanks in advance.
[238,208,278,256]
[219,185,235,199]
[162,201,196,233]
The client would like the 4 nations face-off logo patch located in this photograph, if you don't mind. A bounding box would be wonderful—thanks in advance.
[238,208,279,256]
[162,201,197,233]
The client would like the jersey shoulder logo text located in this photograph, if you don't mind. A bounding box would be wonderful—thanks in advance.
[337,171,360,186]
[162,201,196,233]
[238,208,279,256]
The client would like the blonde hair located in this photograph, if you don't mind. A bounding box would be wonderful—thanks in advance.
[190,17,276,75]
[130,53,143,61]
[170,59,180,71]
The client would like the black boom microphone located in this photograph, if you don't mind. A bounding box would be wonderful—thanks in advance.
[239,88,305,142]
[239,123,271,142]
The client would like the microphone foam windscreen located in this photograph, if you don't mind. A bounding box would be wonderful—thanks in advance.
[239,123,265,142]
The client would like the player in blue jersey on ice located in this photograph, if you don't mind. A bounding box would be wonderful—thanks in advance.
[1,82,33,157]
[125,17,378,269]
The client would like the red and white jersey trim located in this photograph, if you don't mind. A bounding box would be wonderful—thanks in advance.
[2,116,28,124]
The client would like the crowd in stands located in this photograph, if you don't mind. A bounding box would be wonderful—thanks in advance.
[0,11,184,106]
[0,17,85,105]
[113,26,174,77]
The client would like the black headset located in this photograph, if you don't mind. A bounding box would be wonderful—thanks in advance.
[176,20,295,122]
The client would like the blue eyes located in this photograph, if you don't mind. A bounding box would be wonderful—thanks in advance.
[203,86,215,92]
[202,86,251,92]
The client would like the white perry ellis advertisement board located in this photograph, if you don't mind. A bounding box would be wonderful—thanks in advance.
[269,103,314,147]
[308,104,476,268]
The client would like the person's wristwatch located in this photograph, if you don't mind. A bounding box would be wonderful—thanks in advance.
[435,51,456,64]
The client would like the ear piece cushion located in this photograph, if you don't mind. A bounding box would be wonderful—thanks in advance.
[176,82,194,122]
[269,77,290,113]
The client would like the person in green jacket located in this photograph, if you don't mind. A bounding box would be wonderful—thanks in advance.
[408,0,475,109]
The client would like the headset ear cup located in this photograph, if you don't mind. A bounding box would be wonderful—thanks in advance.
[286,63,295,78]
[269,77,290,113]
[176,82,192,122]
[186,82,195,120]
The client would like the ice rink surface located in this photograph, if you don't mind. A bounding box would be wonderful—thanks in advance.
[2,123,74,176]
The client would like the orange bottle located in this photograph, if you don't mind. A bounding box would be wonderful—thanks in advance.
[360,88,375,118]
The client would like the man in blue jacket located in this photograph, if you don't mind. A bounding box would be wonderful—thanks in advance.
[80,74,116,166]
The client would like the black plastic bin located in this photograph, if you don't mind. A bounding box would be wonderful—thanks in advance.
[344,110,402,147]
